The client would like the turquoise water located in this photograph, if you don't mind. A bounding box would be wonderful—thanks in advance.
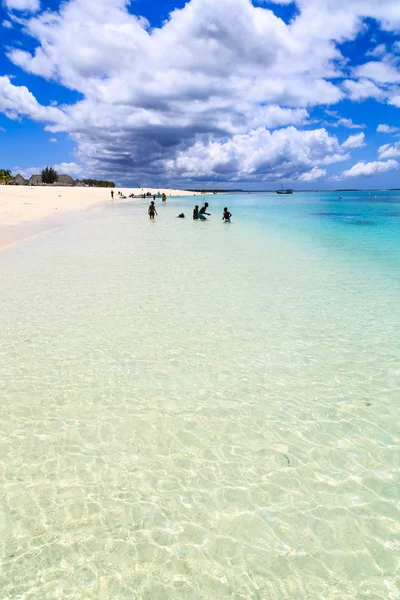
[0,192,399,599]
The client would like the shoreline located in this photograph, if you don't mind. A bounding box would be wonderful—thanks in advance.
[0,186,202,249]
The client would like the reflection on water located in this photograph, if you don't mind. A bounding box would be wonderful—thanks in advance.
[0,193,399,599]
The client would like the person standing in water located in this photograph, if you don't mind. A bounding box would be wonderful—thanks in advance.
[193,205,199,220]
[222,207,232,222]
[148,200,157,220]
[199,202,210,219]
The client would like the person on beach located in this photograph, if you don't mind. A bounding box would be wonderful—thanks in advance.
[222,207,232,222]
[111,190,114,200]
[148,201,157,220]
[193,205,199,220]
[162,193,167,202]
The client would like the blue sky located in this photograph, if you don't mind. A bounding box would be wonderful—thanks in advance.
[1,0,400,188]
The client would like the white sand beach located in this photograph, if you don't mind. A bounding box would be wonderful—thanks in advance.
[0,186,201,248]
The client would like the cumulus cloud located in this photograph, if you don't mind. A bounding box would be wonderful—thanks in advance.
[336,117,365,129]
[349,47,400,105]
[2,0,400,182]
[297,0,400,31]
[164,126,345,181]
[366,44,387,58]
[54,162,83,176]
[324,110,366,129]
[354,61,400,84]
[377,124,399,134]
[49,137,58,143]
[2,20,13,28]
[298,167,327,181]
[2,0,350,181]
[0,76,64,123]
[338,159,398,179]
[342,132,366,149]
[342,78,385,101]
[378,142,400,159]
[5,0,40,12]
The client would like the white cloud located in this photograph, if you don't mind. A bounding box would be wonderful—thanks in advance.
[342,132,366,149]
[378,142,400,159]
[324,110,365,129]
[12,165,41,179]
[294,0,400,31]
[299,167,327,181]
[245,106,309,130]
[2,0,350,181]
[0,76,64,123]
[319,152,350,165]
[366,44,387,57]
[54,162,83,176]
[5,0,40,12]
[377,124,399,133]
[164,126,346,181]
[0,126,6,132]
[2,20,13,28]
[342,78,385,101]
[6,0,345,110]
[2,0,400,182]
[336,117,365,129]
[354,61,400,84]
[338,159,398,179]
[348,52,400,105]
[49,137,58,143]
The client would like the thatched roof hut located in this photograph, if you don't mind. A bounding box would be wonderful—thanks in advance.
[28,174,42,186]
[56,174,76,186]
[25,172,81,186]
[11,174,28,185]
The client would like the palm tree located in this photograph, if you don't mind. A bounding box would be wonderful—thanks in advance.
[41,166,58,184]
[0,169,12,185]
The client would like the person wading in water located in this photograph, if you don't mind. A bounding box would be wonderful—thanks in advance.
[198,202,210,220]
[148,200,158,220]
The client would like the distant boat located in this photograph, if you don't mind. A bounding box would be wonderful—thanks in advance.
[276,185,293,195]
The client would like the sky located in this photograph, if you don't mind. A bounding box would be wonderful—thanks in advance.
[1,0,400,189]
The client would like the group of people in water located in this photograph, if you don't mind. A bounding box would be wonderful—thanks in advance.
[148,200,232,223]
[111,190,167,202]
[110,190,231,222]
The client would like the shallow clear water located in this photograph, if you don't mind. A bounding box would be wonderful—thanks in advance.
[0,192,399,599]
